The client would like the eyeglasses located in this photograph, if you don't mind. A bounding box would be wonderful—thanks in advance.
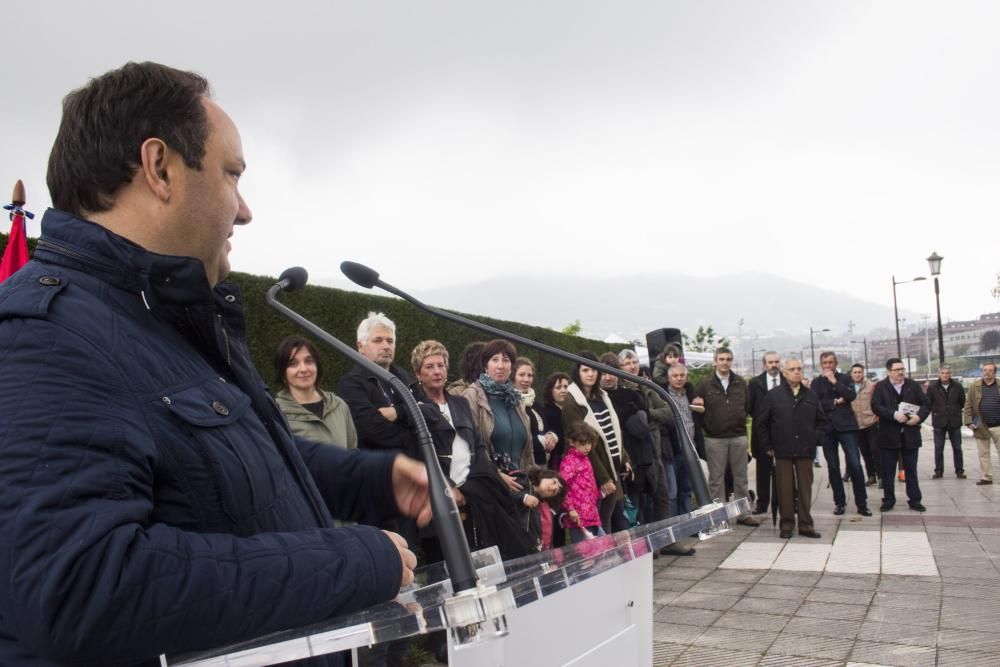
[890,367,905,372]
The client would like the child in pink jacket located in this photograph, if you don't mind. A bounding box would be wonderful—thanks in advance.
[559,422,605,543]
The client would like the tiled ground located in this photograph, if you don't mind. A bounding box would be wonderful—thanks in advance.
[652,426,1000,666]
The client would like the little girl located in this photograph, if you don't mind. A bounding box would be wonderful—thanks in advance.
[559,421,606,543]
[516,466,566,550]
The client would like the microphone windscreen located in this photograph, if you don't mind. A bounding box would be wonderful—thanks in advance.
[278,266,309,292]
[340,261,379,289]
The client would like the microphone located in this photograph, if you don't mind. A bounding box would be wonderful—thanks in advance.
[339,261,714,508]
[266,269,478,593]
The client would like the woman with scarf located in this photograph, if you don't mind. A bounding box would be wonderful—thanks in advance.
[462,339,535,493]
[513,357,559,465]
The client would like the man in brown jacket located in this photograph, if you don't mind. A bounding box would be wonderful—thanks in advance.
[964,362,1000,485]
[850,364,880,486]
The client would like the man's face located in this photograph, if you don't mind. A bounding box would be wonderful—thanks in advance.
[939,367,952,383]
[620,355,640,376]
[715,353,732,373]
[601,372,618,390]
[764,354,781,376]
[668,367,687,390]
[358,324,395,368]
[888,361,907,382]
[850,367,865,383]
[783,362,803,385]
[984,364,997,383]
[820,356,837,372]
[173,99,252,286]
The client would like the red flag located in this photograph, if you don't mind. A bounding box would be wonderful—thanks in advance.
[1,180,32,282]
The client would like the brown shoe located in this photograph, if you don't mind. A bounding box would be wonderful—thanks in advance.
[799,530,822,539]
[737,516,760,527]
[977,479,993,485]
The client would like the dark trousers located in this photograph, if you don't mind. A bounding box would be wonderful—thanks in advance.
[754,453,773,511]
[775,457,814,534]
[933,427,964,474]
[673,454,693,516]
[858,426,880,480]
[822,430,868,509]
[881,447,921,507]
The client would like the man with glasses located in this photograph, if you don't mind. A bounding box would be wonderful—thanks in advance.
[871,358,930,512]
[964,362,1000,485]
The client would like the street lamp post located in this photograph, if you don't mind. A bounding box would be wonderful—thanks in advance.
[927,252,945,367]
[850,338,869,371]
[809,327,830,376]
[892,274,927,358]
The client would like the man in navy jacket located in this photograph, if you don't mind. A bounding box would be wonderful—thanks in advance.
[0,62,429,666]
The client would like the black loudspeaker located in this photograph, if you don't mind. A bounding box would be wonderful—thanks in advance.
[645,328,683,364]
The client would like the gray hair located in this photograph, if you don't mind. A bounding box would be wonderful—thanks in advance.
[618,349,639,364]
[356,311,396,344]
[763,350,779,363]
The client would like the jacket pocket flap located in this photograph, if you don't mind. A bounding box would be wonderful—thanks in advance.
[160,379,251,427]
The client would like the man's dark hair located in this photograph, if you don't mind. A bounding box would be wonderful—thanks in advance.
[886,357,904,370]
[714,346,733,359]
[274,336,323,390]
[47,61,211,216]
[851,363,865,372]
[820,351,837,363]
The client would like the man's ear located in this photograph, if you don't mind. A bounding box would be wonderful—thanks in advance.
[138,138,174,202]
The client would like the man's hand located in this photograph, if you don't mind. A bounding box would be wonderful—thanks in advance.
[451,486,465,507]
[621,461,634,480]
[894,411,909,423]
[600,480,616,496]
[833,397,844,406]
[377,406,399,422]
[523,495,540,508]
[383,530,417,589]
[823,370,836,384]
[499,471,523,492]
[691,397,705,407]
[391,455,432,526]
[906,415,921,426]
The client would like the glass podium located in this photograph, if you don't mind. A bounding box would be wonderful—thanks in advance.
[164,498,750,667]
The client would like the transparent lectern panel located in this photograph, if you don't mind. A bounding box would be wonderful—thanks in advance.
[166,498,749,667]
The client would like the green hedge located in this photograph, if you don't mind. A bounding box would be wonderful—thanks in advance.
[2,232,622,390]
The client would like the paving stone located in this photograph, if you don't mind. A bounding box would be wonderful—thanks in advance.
[687,579,754,596]
[937,628,1000,653]
[937,647,1000,666]
[848,640,936,667]
[655,606,723,627]
[746,583,812,601]
[694,626,779,652]
[732,596,803,616]
[758,656,843,667]
[871,591,941,611]
[856,621,936,648]
[807,587,875,605]
[651,621,706,644]
[652,640,687,667]
[759,571,823,587]
[672,645,762,666]
[768,633,854,661]
[714,610,789,633]
[706,569,768,583]
[653,590,683,606]
[816,573,880,591]
[654,577,698,592]
[865,605,939,627]
[941,583,1000,600]
[795,601,868,622]
[662,567,716,581]
[671,591,742,611]
[782,616,861,640]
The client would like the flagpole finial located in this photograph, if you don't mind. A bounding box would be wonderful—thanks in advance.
[11,180,25,207]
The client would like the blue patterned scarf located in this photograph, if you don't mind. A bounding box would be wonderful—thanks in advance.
[479,373,523,408]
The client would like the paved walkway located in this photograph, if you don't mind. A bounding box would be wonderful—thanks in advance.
[652,426,1000,666]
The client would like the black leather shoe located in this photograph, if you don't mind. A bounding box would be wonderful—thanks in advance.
[833,505,846,515]
[977,479,992,485]
[660,544,696,556]
[880,501,894,512]
[799,530,822,538]
[858,506,872,517]
[909,503,927,512]
[957,472,967,479]
[779,530,792,539]
[932,472,943,479]
[752,505,768,515]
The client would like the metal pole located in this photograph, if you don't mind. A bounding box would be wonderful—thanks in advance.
[810,328,817,376]
[863,338,869,371]
[892,275,902,358]
[923,317,932,380]
[934,276,946,366]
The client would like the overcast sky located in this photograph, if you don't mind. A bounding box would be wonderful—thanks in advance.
[3,1,997,326]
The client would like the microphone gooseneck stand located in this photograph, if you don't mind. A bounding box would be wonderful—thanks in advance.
[266,267,478,593]
[339,260,714,509]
